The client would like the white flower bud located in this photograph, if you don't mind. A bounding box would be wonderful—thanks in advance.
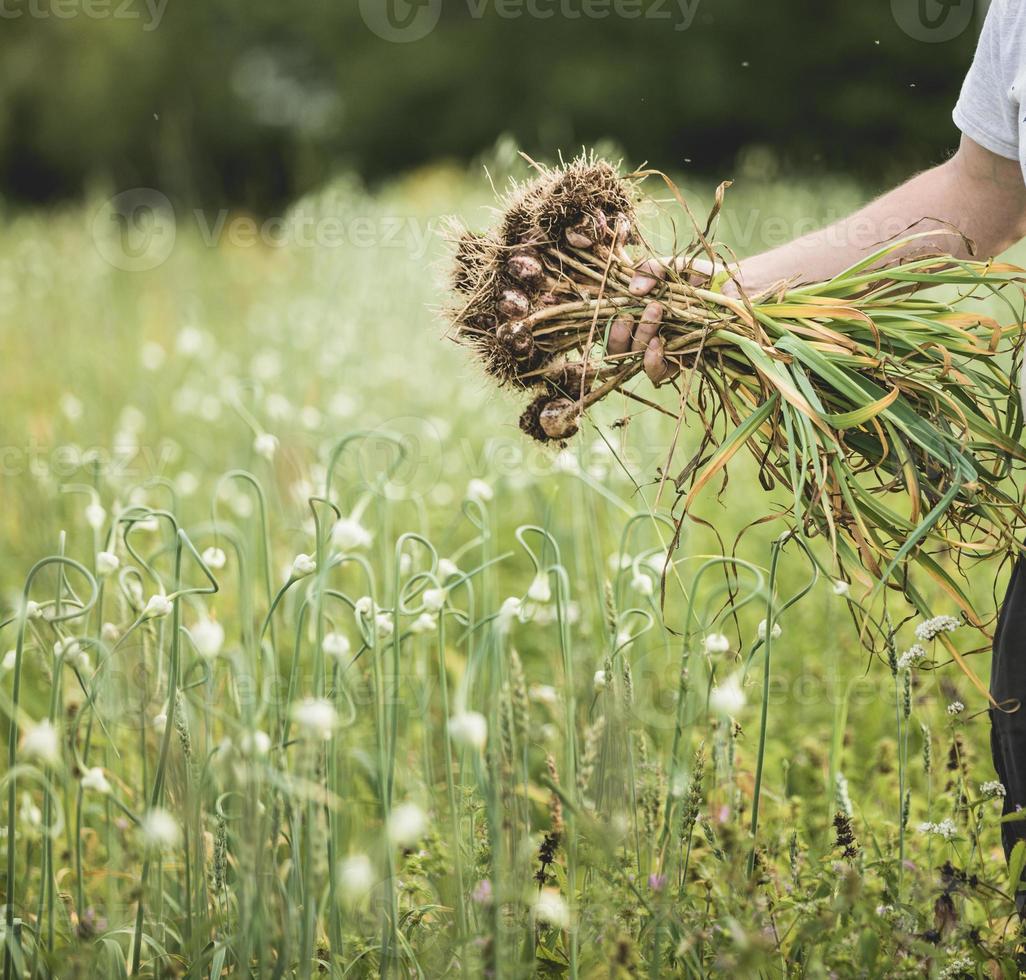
[448,711,488,750]
[202,547,227,570]
[141,808,181,850]
[388,802,427,847]
[422,588,447,612]
[81,767,111,794]
[21,720,60,765]
[323,632,351,663]
[253,432,278,460]
[191,617,225,658]
[290,554,316,579]
[96,551,120,576]
[528,573,552,604]
[143,594,173,619]
[332,517,372,552]
[466,478,493,504]
[703,633,730,654]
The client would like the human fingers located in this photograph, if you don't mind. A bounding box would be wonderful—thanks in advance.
[644,335,675,385]
[607,314,635,355]
[629,257,669,296]
[631,301,663,352]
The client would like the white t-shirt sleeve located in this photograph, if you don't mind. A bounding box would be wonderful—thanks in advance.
[952,0,1020,161]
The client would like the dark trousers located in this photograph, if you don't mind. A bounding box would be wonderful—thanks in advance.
[991,557,1026,913]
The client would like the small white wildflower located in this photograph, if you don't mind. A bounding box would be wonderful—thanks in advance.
[84,502,106,530]
[608,553,632,573]
[291,698,338,740]
[896,645,926,672]
[322,632,351,663]
[141,808,181,850]
[532,889,570,929]
[374,612,394,640]
[709,674,746,716]
[96,551,120,576]
[190,617,225,658]
[421,588,447,613]
[497,596,523,628]
[176,326,205,356]
[915,615,960,642]
[918,818,958,841]
[354,596,375,618]
[437,558,459,581]
[290,554,316,579]
[140,341,166,371]
[646,553,670,575]
[100,622,119,645]
[143,594,173,619]
[54,637,90,672]
[832,580,850,597]
[529,684,558,705]
[332,517,372,552]
[2,650,16,672]
[615,629,632,648]
[398,553,413,576]
[410,613,437,634]
[388,802,427,846]
[20,720,60,765]
[81,767,111,794]
[938,956,974,980]
[338,854,376,902]
[59,392,84,421]
[239,730,271,756]
[466,478,493,504]
[757,619,782,641]
[703,633,730,654]
[630,573,653,597]
[448,711,488,751]
[153,711,167,734]
[202,546,227,570]
[175,471,198,497]
[980,780,1006,799]
[24,600,43,620]
[947,700,965,717]
[253,432,278,460]
[527,573,552,604]
[593,670,607,692]
[53,636,82,661]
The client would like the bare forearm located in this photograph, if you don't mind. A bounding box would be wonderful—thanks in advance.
[734,136,1026,294]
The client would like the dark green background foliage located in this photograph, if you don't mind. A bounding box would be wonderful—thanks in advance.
[0,0,980,210]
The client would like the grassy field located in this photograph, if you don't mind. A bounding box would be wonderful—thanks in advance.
[0,155,1023,977]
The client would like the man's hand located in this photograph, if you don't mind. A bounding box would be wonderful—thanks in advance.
[606,256,720,384]
[606,135,1026,388]
[607,300,674,384]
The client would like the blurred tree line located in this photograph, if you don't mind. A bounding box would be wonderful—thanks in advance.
[0,0,981,211]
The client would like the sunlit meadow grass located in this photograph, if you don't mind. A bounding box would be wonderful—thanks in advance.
[0,157,1023,977]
